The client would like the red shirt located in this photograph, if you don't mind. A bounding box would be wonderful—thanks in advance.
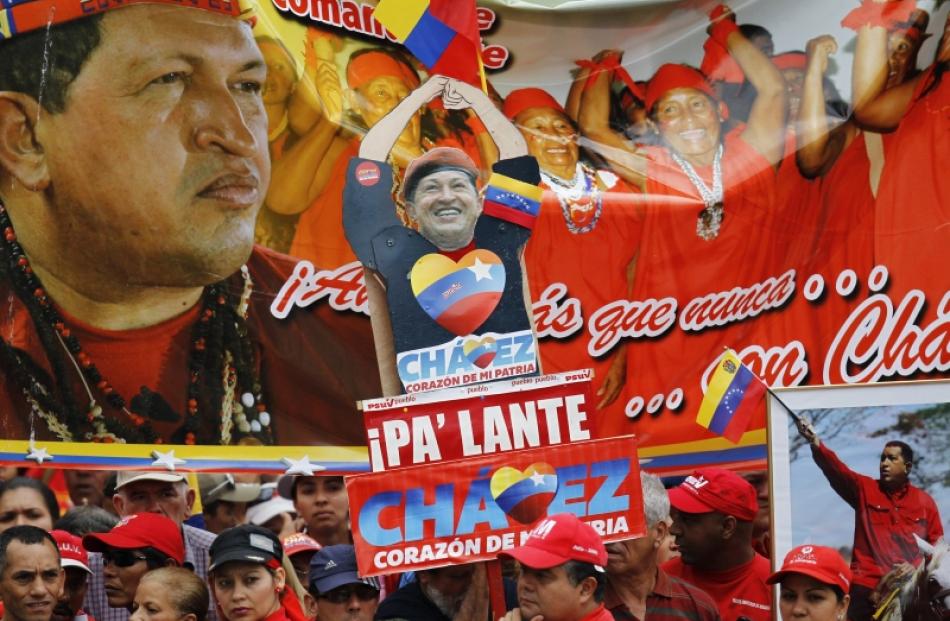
[600,131,777,445]
[578,604,615,621]
[0,246,380,445]
[874,65,950,308]
[523,169,642,413]
[812,443,944,588]
[662,554,771,621]
[606,566,721,621]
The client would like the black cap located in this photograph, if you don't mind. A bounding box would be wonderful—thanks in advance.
[209,525,283,572]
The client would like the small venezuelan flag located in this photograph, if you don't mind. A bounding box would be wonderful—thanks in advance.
[373,0,482,85]
[695,349,766,443]
[482,172,544,229]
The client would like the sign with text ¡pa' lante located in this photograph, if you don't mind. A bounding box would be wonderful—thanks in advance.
[345,434,645,576]
[360,369,597,472]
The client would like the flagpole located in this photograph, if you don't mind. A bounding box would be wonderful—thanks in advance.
[763,384,802,426]
[476,48,488,94]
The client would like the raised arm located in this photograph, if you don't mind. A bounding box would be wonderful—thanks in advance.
[796,35,858,178]
[441,79,528,160]
[577,56,647,191]
[850,2,926,131]
[710,6,786,164]
[358,76,448,161]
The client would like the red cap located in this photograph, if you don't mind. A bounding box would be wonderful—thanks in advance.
[767,545,852,593]
[282,533,321,558]
[51,530,91,574]
[83,513,185,565]
[772,52,807,71]
[668,468,758,521]
[401,147,480,200]
[503,88,566,121]
[500,513,607,570]
[346,51,420,91]
[645,64,717,113]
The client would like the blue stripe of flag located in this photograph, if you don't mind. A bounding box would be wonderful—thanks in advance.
[415,263,504,318]
[707,364,755,434]
[484,186,541,217]
[402,9,456,68]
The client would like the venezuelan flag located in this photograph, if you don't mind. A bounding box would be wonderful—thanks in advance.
[482,172,544,229]
[695,349,766,444]
[373,0,482,85]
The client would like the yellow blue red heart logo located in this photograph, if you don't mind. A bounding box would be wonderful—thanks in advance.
[462,336,497,368]
[410,249,505,336]
[490,462,558,525]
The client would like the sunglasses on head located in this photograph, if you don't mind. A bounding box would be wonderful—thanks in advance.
[319,584,378,604]
[102,549,149,568]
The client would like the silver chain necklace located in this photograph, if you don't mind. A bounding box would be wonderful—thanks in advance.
[670,145,724,241]
[541,163,603,234]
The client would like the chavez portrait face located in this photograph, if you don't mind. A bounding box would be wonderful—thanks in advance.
[405,170,481,251]
[34,4,270,289]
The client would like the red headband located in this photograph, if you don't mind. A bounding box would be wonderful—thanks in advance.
[346,50,420,90]
[0,0,241,40]
[645,64,718,113]
[772,52,807,71]
[503,87,566,120]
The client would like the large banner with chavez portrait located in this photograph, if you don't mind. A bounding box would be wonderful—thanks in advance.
[0,0,947,472]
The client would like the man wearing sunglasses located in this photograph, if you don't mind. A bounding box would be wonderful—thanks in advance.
[308,545,380,621]
[82,514,184,612]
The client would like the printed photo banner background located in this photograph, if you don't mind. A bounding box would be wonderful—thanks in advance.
[0,0,947,471]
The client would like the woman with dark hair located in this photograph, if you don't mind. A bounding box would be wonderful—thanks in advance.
[209,524,307,621]
[132,567,210,621]
[767,545,851,621]
[0,476,60,532]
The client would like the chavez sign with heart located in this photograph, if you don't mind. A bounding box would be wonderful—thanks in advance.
[345,435,645,576]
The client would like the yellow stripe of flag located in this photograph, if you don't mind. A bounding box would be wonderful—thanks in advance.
[373,0,430,42]
[487,172,544,202]
[696,349,742,427]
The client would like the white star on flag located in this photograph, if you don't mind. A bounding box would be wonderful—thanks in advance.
[530,470,546,486]
[151,449,186,471]
[25,443,53,465]
[468,257,493,281]
[281,455,327,477]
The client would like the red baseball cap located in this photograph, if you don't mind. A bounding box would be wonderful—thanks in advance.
[767,545,852,593]
[51,530,91,574]
[500,513,607,571]
[668,468,758,521]
[282,533,321,558]
[401,147,480,200]
[83,513,185,566]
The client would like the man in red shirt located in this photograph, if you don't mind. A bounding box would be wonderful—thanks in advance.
[663,468,771,621]
[500,513,614,621]
[605,472,720,621]
[796,420,943,621]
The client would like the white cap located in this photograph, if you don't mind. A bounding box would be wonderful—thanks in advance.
[246,497,296,526]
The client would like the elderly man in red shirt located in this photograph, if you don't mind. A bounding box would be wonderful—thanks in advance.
[797,421,943,621]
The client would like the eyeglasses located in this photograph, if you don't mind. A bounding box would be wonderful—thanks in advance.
[318,584,379,604]
[102,550,149,568]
